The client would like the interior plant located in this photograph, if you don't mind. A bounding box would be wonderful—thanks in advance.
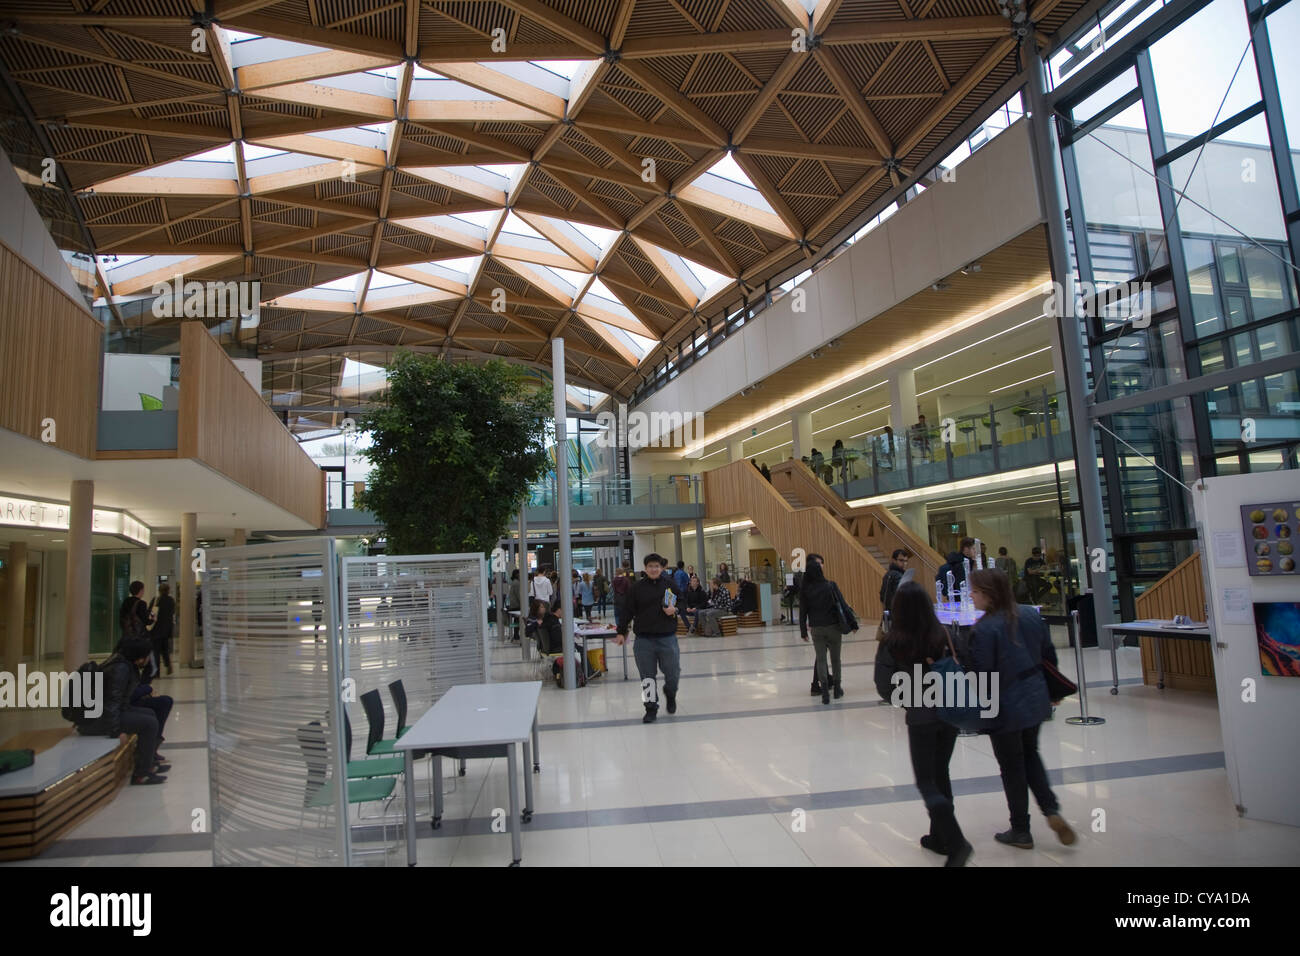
[357,351,553,555]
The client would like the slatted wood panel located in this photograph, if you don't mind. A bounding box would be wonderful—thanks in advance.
[0,737,135,861]
[705,459,884,622]
[1134,551,1215,692]
[0,240,101,459]
[178,322,325,528]
[770,460,945,582]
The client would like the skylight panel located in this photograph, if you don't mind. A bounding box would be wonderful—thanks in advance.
[681,256,728,291]
[531,60,588,80]
[502,211,544,239]
[707,152,755,188]
[188,143,236,164]
[437,256,481,278]
[586,277,620,303]
[569,221,620,252]
[240,143,285,161]
[451,210,498,230]
[222,28,259,43]
[313,273,365,292]
[368,271,408,289]
[548,266,589,290]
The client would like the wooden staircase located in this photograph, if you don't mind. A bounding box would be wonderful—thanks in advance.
[703,460,945,621]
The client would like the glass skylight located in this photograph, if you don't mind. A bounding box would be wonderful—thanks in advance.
[707,152,756,188]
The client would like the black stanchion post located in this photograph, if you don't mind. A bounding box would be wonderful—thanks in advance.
[1065,608,1105,726]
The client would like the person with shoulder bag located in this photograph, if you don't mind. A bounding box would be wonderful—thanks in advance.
[798,560,857,705]
[967,569,1076,850]
[873,581,972,866]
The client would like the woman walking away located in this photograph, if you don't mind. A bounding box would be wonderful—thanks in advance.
[798,561,845,705]
[579,573,595,622]
[874,581,972,866]
[967,569,1076,850]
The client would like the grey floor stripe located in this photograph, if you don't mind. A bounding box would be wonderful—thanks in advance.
[356,750,1227,842]
[31,750,1225,858]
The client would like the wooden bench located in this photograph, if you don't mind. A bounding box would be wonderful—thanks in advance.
[718,615,738,636]
[0,728,137,861]
[736,611,764,629]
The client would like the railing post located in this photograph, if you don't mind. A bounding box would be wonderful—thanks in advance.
[989,403,1000,472]
[945,431,954,481]
[1043,387,1056,461]
[904,433,914,489]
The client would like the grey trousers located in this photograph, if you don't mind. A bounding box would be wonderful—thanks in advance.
[810,624,843,688]
[633,634,681,704]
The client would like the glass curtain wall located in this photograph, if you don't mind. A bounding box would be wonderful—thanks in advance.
[1053,0,1300,615]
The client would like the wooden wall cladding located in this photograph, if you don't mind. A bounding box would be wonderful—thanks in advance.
[705,460,885,621]
[1134,550,1215,692]
[0,241,100,459]
[178,322,324,528]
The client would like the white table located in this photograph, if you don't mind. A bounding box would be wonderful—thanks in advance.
[1103,620,1211,692]
[394,681,542,866]
[575,624,620,678]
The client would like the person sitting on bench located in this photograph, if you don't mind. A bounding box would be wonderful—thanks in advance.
[72,636,170,785]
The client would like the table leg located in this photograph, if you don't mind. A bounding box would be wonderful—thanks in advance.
[507,741,522,866]
[521,737,534,820]
[1155,637,1165,690]
[432,754,444,829]
[623,638,629,681]
[1109,632,1119,695]
[459,757,466,776]
[404,749,417,866]
[532,713,540,773]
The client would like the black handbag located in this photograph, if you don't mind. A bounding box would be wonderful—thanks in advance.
[1042,659,1077,702]
[830,583,859,635]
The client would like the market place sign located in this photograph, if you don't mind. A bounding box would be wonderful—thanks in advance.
[0,495,150,547]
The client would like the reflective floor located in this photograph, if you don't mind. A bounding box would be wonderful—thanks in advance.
[6,624,1299,867]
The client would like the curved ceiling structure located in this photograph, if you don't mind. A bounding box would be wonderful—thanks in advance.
[0,0,1091,416]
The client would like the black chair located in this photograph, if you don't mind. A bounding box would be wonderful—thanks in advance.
[388,680,412,740]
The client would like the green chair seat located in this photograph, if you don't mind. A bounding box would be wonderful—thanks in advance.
[367,738,400,755]
[308,775,395,808]
[346,755,405,779]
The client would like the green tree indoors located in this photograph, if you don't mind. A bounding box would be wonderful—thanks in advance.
[357,352,552,555]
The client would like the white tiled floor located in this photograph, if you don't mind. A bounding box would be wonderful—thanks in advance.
[6,625,1300,867]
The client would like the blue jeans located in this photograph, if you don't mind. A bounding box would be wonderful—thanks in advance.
[633,634,681,705]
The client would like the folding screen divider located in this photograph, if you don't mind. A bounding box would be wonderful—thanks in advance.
[204,538,350,866]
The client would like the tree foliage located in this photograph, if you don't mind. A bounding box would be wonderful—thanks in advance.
[357,353,552,555]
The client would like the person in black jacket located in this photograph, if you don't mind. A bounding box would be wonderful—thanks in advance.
[967,569,1076,850]
[936,538,976,598]
[683,574,708,633]
[148,582,176,678]
[119,580,152,642]
[74,636,169,785]
[799,560,845,705]
[614,553,681,723]
[525,599,564,655]
[874,582,972,866]
[879,550,910,624]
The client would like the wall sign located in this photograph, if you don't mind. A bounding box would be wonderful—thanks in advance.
[0,493,151,547]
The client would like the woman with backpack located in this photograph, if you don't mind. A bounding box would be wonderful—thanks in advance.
[967,569,1076,850]
[798,561,851,704]
[874,581,972,866]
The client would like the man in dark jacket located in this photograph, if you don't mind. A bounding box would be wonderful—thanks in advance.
[74,636,169,785]
[148,582,176,677]
[936,538,976,598]
[880,549,910,615]
[615,554,681,723]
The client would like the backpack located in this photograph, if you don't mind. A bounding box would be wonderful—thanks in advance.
[60,660,103,724]
[120,596,144,637]
[552,652,587,687]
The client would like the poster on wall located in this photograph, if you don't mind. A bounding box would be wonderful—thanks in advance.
[1253,602,1300,677]
[1239,502,1299,576]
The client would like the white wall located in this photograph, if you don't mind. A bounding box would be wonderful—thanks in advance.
[634,119,1043,438]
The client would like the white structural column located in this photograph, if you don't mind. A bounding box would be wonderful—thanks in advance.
[889,369,918,433]
[898,502,928,540]
[4,541,27,672]
[64,480,94,671]
[517,503,529,661]
[552,338,577,690]
[179,512,197,668]
[728,435,746,462]
[231,528,247,547]
[142,540,158,603]
[791,411,813,460]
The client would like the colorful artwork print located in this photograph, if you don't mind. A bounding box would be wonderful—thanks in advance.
[1254,602,1300,677]
[1241,502,1300,577]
